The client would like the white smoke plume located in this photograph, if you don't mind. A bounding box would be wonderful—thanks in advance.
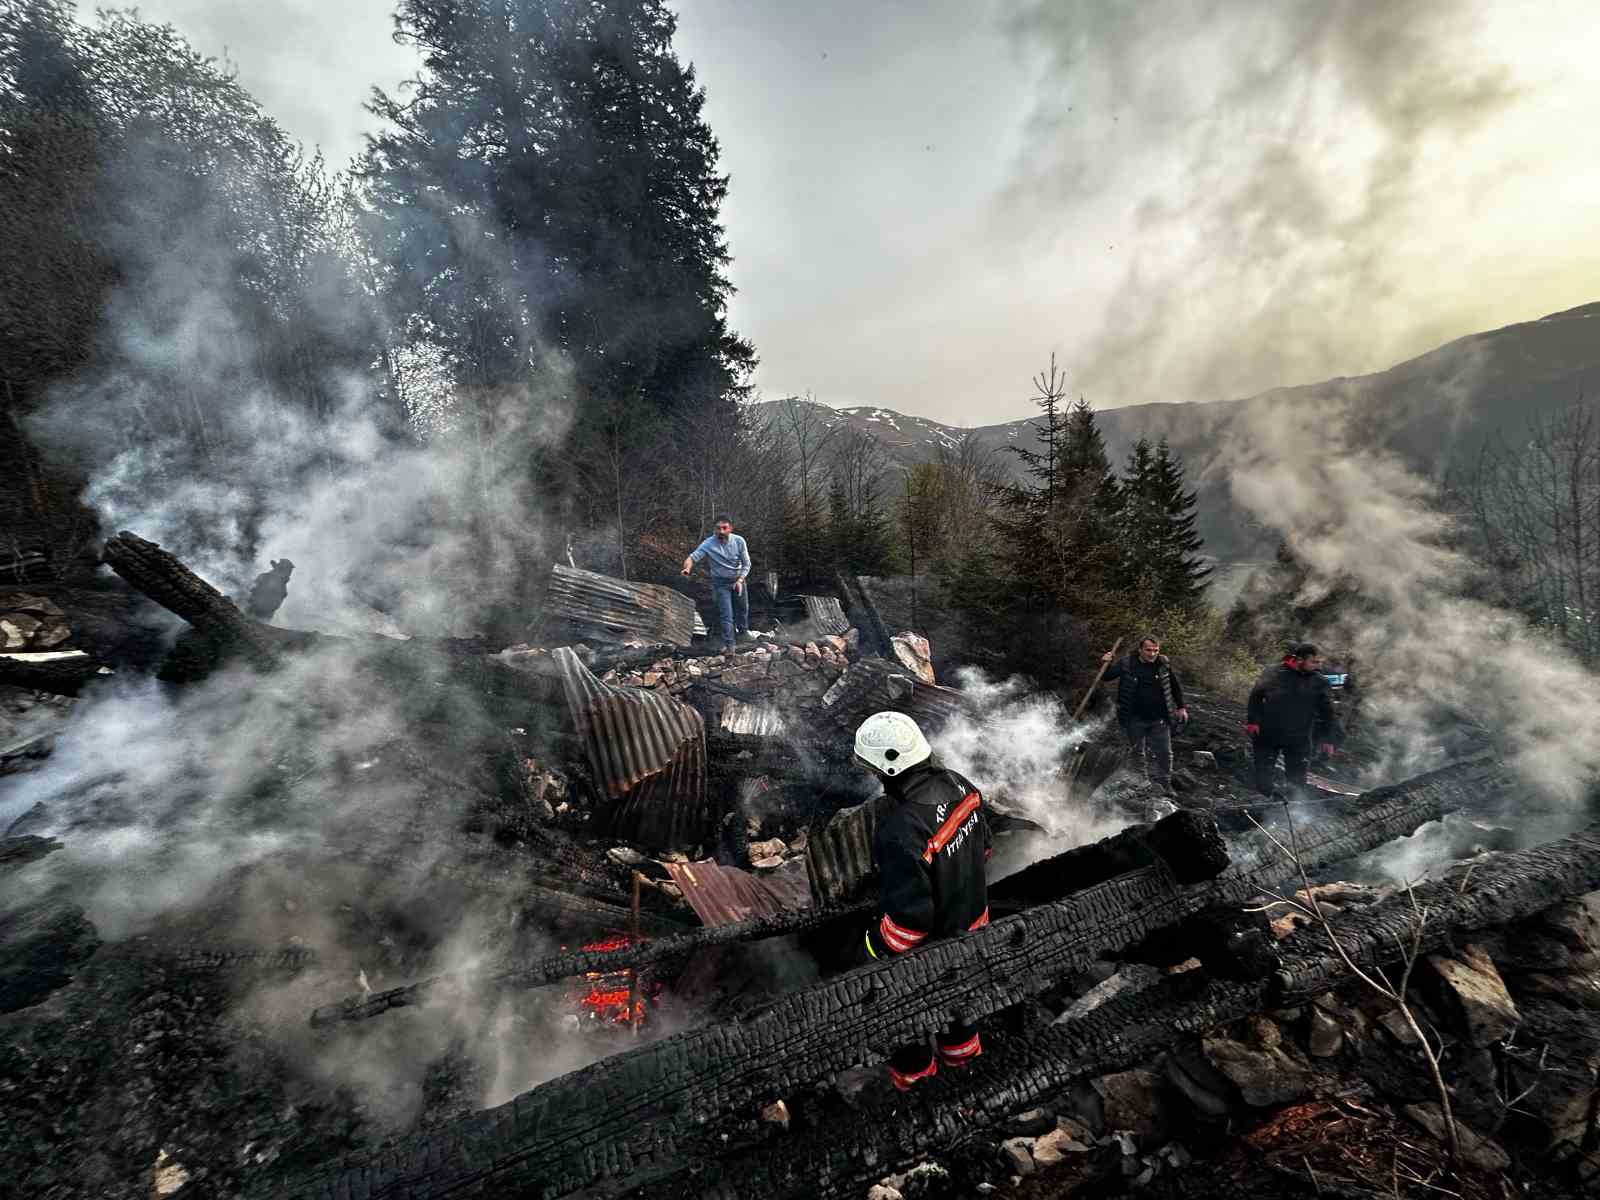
[1220,398,1600,873]
[935,667,1127,864]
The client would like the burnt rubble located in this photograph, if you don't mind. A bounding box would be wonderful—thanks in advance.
[1,536,1598,1199]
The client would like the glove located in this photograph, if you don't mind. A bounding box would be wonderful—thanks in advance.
[1318,743,1335,756]
[1245,723,1260,737]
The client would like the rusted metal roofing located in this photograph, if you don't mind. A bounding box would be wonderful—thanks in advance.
[800,594,850,636]
[553,646,712,850]
[819,658,965,730]
[545,564,698,648]
[662,858,811,927]
[805,793,895,907]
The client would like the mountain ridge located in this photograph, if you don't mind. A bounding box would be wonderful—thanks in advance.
[751,300,1600,560]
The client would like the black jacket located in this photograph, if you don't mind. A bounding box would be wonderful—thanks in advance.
[1247,662,1342,746]
[1103,652,1184,726]
[865,762,991,960]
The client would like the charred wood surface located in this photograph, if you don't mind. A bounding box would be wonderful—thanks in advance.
[278,755,1510,1200]
[659,821,1600,1200]
[101,531,283,670]
[991,808,1227,909]
[310,898,876,1027]
[0,652,108,696]
[312,806,1230,1026]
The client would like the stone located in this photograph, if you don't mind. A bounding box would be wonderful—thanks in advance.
[759,1099,790,1129]
[1378,1008,1422,1046]
[1516,971,1600,1011]
[802,642,822,669]
[1031,1127,1091,1166]
[1056,1115,1094,1141]
[1402,1103,1511,1171]
[822,634,847,654]
[606,846,647,868]
[748,838,787,861]
[1243,1014,1282,1050]
[1202,1035,1312,1107]
[786,645,806,667]
[751,856,784,871]
[1160,1050,1232,1117]
[1190,750,1216,769]
[1426,943,1520,1047]
[1308,1006,1344,1057]
[1091,1069,1168,1140]
[890,632,935,683]
[787,831,809,854]
[153,1149,191,1197]
[1007,1108,1055,1137]
[999,1137,1035,1176]
[866,1187,903,1200]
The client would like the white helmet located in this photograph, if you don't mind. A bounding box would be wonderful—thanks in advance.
[853,711,931,777]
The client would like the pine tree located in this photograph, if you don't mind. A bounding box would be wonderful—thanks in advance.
[1147,437,1211,608]
[362,0,754,494]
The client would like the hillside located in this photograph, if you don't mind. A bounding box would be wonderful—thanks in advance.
[751,301,1600,561]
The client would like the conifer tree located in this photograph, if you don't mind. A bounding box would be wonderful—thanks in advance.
[1148,437,1211,607]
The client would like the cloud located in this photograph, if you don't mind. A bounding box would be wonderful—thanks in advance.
[1001,0,1590,408]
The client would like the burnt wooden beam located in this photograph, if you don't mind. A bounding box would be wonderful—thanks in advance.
[311,898,877,1027]
[311,808,1228,1028]
[653,821,1600,1200]
[101,531,283,669]
[273,754,1511,1200]
[0,650,109,696]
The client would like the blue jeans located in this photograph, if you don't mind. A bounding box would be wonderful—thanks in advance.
[712,579,749,646]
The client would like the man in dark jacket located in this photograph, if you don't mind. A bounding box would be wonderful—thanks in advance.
[855,710,991,1090]
[1100,635,1189,793]
[1246,642,1341,796]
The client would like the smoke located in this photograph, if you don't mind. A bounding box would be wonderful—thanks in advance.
[935,667,1126,853]
[1002,0,1569,407]
[1220,393,1600,866]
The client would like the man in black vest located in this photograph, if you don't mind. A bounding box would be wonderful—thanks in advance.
[1101,635,1188,793]
[1246,642,1341,796]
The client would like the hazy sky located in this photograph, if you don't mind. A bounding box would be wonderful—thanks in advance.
[98,1,1600,424]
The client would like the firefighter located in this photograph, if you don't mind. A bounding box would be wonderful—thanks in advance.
[854,710,992,1090]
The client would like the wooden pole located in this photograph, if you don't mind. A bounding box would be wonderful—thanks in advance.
[628,871,642,1036]
[1072,637,1122,723]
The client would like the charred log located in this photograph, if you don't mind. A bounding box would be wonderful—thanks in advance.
[311,807,1233,1027]
[310,897,877,1027]
[649,821,1600,1200]
[991,808,1227,911]
[101,531,284,670]
[0,650,109,696]
[277,756,1509,1200]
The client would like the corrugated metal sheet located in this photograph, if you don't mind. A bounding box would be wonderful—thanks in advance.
[805,792,895,907]
[718,697,787,737]
[553,646,712,851]
[800,594,850,636]
[662,858,811,927]
[546,564,698,648]
[819,658,965,730]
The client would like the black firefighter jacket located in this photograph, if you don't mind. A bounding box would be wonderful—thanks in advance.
[864,762,991,960]
[1247,662,1342,748]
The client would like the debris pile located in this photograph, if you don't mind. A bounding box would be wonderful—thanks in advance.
[0,535,1596,1200]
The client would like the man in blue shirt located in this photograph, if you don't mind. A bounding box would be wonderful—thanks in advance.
[681,515,752,652]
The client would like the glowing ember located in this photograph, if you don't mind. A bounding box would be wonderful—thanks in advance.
[582,934,633,953]
[569,933,654,1025]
